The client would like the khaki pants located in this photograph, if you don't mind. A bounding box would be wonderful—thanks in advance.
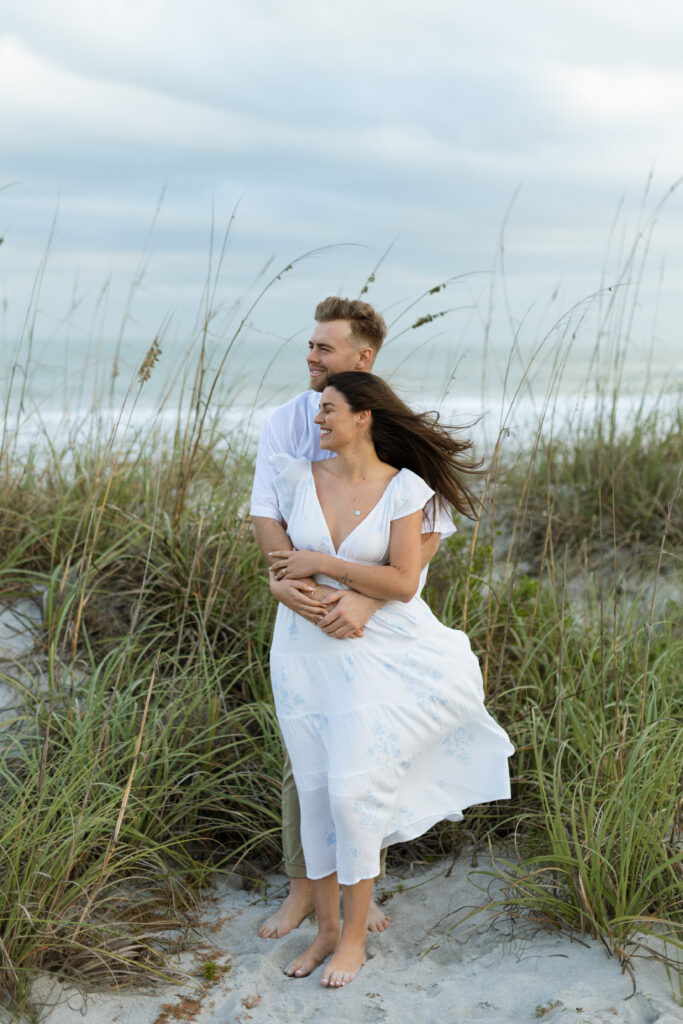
[282,749,387,879]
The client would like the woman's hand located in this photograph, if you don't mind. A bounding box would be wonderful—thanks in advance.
[269,548,325,580]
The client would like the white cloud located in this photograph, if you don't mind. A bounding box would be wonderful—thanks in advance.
[558,64,683,123]
[0,37,248,149]
[1,0,683,355]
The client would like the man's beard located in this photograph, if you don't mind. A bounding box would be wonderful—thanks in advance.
[309,370,330,392]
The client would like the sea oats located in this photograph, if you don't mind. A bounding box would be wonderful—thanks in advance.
[138,337,162,383]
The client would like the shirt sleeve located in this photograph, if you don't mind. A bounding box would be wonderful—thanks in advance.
[250,411,295,520]
[390,469,436,522]
[269,454,309,524]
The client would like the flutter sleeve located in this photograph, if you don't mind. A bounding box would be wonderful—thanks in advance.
[390,468,436,522]
[424,496,456,537]
[269,454,310,524]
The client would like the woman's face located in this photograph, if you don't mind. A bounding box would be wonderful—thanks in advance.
[314,386,367,451]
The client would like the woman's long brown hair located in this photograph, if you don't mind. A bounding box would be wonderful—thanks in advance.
[325,372,483,521]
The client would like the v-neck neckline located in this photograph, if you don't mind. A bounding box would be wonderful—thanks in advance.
[309,462,400,555]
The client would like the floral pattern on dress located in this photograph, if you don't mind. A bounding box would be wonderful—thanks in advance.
[341,656,357,683]
[352,789,385,831]
[388,804,414,830]
[442,726,475,763]
[404,654,444,682]
[276,688,305,715]
[272,664,305,715]
[403,665,449,725]
[367,719,402,762]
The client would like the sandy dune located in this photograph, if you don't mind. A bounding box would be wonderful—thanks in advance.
[32,854,680,1024]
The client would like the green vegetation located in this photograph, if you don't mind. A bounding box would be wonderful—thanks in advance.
[0,289,681,1016]
[423,405,682,984]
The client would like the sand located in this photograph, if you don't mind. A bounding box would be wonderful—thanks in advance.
[29,854,680,1024]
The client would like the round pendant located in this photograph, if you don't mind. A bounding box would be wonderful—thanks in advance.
[353,509,361,516]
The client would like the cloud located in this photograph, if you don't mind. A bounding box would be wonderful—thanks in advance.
[559,63,683,124]
[1,0,683,358]
[0,37,247,152]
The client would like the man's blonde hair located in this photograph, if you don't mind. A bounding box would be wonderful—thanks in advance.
[314,296,387,354]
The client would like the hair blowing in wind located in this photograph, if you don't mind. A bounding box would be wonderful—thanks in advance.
[325,372,483,521]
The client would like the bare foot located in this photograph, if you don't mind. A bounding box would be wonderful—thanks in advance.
[366,898,391,933]
[258,880,314,939]
[321,940,366,988]
[260,886,389,938]
[283,932,339,978]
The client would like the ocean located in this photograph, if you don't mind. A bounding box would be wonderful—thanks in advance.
[2,326,680,457]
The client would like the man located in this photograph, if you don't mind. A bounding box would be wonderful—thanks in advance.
[250,296,454,938]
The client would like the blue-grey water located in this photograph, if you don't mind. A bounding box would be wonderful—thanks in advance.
[2,325,680,458]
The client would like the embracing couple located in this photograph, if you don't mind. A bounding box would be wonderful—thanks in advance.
[250,297,513,988]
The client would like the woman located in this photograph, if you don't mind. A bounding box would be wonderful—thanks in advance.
[268,372,513,988]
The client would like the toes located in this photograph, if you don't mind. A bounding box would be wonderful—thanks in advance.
[258,916,282,939]
[367,909,392,933]
[283,957,316,978]
[322,970,352,988]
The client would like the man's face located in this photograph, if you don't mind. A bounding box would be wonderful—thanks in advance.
[306,320,373,392]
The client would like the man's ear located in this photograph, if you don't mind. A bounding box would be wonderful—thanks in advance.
[355,347,374,370]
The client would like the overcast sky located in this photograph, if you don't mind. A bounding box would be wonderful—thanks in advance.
[2,0,682,386]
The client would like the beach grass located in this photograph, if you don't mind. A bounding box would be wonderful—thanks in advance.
[0,280,681,1017]
[421,395,682,979]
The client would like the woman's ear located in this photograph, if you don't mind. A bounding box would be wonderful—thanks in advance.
[357,408,371,428]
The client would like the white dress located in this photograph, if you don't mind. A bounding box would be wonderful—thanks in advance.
[269,454,514,887]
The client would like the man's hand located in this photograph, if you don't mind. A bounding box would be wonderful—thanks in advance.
[268,575,327,624]
[317,589,384,639]
[268,576,365,637]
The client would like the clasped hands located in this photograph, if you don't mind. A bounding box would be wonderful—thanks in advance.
[268,549,379,640]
